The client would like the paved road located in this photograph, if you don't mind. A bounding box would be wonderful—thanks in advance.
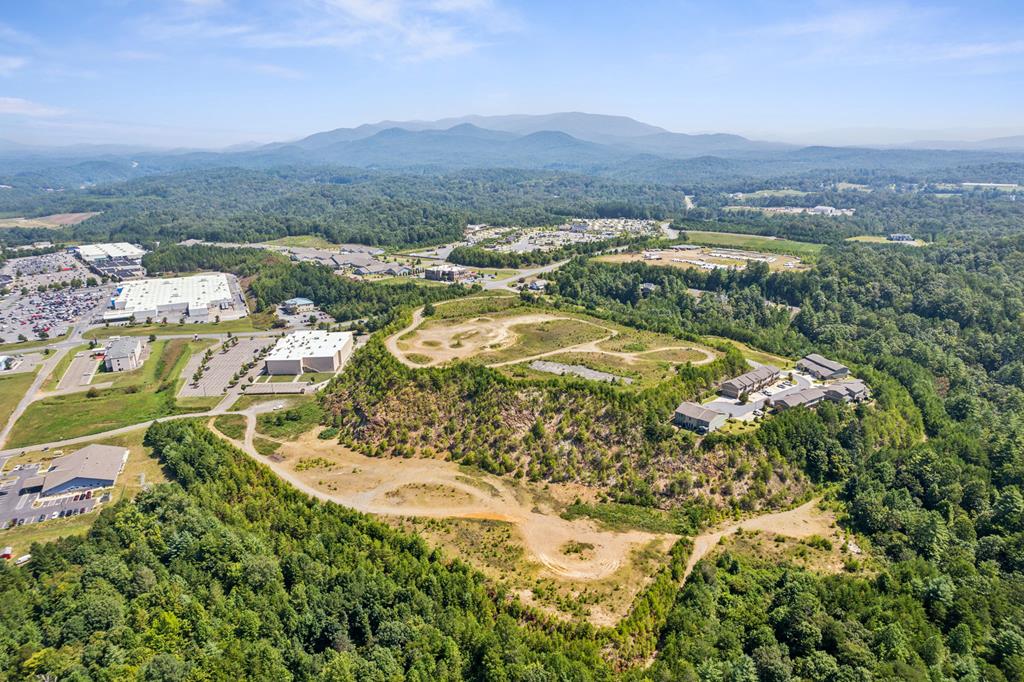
[483,260,569,291]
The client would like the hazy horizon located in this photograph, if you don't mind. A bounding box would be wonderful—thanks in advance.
[3,1,1023,148]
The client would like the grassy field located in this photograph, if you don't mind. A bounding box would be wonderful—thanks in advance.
[213,414,246,440]
[7,339,211,447]
[680,231,823,258]
[0,369,38,430]
[733,189,809,200]
[0,428,166,556]
[256,399,321,440]
[260,235,338,248]
[0,331,71,352]
[83,310,276,339]
[472,318,609,365]
[252,437,281,456]
[704,336,794,368]
[228,393,306,412]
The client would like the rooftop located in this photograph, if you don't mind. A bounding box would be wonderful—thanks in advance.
[105,336,142,359]
[801,353,847,373]
[283,297,314,306]
[674,401,726,423]
[266,330,353,361]
[111,273,236,313]
[76,242,146,261]
[42,444,128,493]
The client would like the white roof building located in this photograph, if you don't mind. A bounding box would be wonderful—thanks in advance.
[76,243,147,262]
[104,273,246,322]
[264,330,354,375]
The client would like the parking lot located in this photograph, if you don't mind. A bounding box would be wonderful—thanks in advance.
[706,372,813,419]
[0,462,99,530]
[0,256,113,340]
[178,337,274,398]
[56,351,103,392]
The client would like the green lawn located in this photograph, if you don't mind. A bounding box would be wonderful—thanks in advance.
[260,235,339,248]
[83,311,277,339]
[252,437,281,456]
[256,399,321,440]
[7,339,212,447]
[213,414,247,440]
[0,369,38,430]
[680,230,823,258]
[0,331,71,353]
[847,235,927,247]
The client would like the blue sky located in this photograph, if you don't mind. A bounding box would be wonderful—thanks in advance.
[2,0,1023,147]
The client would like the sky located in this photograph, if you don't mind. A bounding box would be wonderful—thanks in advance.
[1,0,1023,148]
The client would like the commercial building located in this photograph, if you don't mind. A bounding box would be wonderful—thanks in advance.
[720,365,781,399]
[797,354,849,380]
[425,264,470,282]
[355,262,411,277]
[103,273,247,323]
[264,330,354,375]
[38,444,129,497]
[673,402,728,433]
[104,336,144,372]
[282,297,315,315]
[888,233,915,242]
[74,243,147,263]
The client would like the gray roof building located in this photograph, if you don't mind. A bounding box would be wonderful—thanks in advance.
[797,354,849,380]
[41,444,129,496]
[720,364,781,399]
[106,336,142,361]
[673,401,728,433]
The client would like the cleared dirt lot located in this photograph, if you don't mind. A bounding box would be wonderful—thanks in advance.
[0,212,100,228]
[597,247,808,272]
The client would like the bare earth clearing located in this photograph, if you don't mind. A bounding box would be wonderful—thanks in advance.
[597,247,808,272]
[386,300,716,371]
[0,212,100,228]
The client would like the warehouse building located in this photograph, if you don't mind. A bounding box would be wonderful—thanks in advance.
[39,444,129,497]
[264,330,354,375]
[104,336,144,372]
[103,273,247,322]
[673,401,728,434]
[797,354,849,380]
[719,364,781,399]
[75,242,147,263]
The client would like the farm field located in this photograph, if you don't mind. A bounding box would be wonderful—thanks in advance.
[388,298,717,375]
[6,339,212,447]
[596,246,808,272]
[679,230,824,258]
[0,212,100,228]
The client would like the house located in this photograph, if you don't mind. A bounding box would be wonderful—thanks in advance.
[824,379,870,403]
[719,365,780,399]
[797,354,849,380]
[282,297,315,315]
[888,233,914,242]
[39,444,129,496]
[771,387,827,411]
[673,402,728,433]
[640,282,659,296]
[528,279,548,291]
[104,336,143,372]
[264,330,354,375]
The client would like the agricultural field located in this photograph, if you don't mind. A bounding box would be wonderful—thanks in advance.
[596,245,809,272]
[6,339,215,447]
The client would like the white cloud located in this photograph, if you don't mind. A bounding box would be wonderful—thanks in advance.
[0,56,27,75]
[0,96,66,117]
[137,0,517,62]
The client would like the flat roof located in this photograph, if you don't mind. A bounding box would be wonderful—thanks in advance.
[111,273,236,314]
[266,330,353,362]
[105,336,142,359]
[42,444,128,494]
[76,243,146,261]
[283,297,314,306]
